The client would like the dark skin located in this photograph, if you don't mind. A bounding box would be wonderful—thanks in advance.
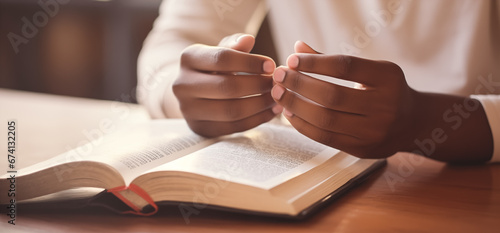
[173,33,494,163]
[272,41,493,163]
[173,34,282,137]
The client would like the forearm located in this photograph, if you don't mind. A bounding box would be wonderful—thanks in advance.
[405,91,493,163]
[137,58,183,119]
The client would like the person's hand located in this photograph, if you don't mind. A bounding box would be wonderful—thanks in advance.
[173,33,281,137]
[271,41,418,158]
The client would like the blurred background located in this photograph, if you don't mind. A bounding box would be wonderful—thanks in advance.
[0,0,162,102]
[0,0,276,103]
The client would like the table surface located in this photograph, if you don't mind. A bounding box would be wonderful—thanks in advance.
[0,88,499,233]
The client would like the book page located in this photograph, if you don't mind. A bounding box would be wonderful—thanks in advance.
[1,120,217,185]
[90,120,216,184]
[148,124,339,189]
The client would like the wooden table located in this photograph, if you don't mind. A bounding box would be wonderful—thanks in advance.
[0,88,499,233]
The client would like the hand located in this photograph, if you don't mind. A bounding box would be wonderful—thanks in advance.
[173,33,281,137]
[271,41,418,158]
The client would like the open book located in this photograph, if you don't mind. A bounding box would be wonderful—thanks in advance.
[0,119,384,218]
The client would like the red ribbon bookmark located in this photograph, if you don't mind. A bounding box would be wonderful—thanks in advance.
[107,183,158,216]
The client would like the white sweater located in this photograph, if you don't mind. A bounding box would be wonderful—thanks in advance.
[137,0,500,162]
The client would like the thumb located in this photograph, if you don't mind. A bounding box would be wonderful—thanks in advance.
[218,33,255,53]
[294,40,322,54]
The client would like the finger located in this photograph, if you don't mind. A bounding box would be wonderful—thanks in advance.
[173,69,273,99]
[182,44,275,74]
[294,41,322,54]
[286,53,385,86]
[273,67,373,114]
[218,33,255,53]
[186,108,276,138]
[272,84,367,136]
[282,110,360,153]
[181,93,276,122]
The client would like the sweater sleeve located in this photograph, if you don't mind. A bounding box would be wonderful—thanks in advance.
[471,95,500,163]
[137,0,267,118]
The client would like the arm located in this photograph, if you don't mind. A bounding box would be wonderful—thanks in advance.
[137,0,267,118]
[272,41,495,163]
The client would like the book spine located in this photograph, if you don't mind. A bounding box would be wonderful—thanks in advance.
[107,184,158,216]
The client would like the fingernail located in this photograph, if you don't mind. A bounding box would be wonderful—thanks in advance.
[236,34,246,42]
[283,109,293,117]
[287,55,299,69]
[271,85,285,100]
[273,68,285,83]
[263,60,275,74]
[272,105,283,114]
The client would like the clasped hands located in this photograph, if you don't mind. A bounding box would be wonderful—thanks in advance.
[173,33,419,159]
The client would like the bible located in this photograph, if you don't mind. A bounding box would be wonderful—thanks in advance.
[0,119,385,218]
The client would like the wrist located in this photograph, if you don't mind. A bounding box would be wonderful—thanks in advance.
[400,90,451,156]
[400,91,493,163]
